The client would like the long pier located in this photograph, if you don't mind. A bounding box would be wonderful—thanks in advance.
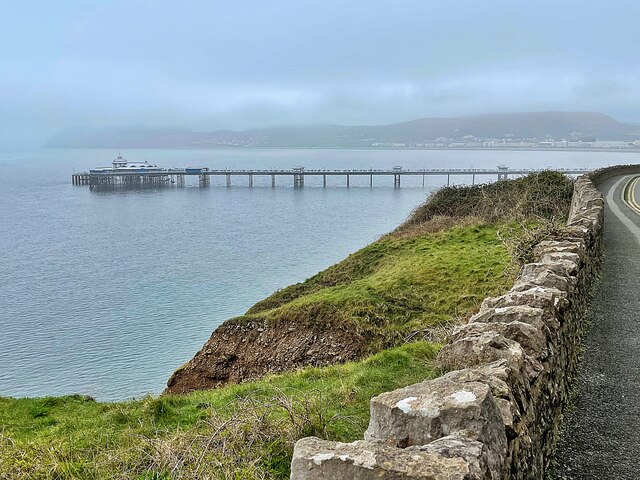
[72,166,592,190]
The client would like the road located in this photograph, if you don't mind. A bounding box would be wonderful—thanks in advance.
[553,174,640,478]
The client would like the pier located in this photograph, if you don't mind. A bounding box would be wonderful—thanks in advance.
[72,165,592,190]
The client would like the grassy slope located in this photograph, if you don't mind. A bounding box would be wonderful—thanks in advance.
[0,225,513,480]
[1,343,440,479]
[0,172,574,479]
[242,223,515,350]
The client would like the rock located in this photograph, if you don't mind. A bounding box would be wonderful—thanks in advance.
[437,331,531,383]
[452,321,547,360]
[422,435,496,478]
[480,287,568,316]
[539,254,581,276]
[440,361,528,438]
[520,262,575,281]
[533,240,586,260]
[542,249,582,265]
[512,268,573,293]
[568,208,603,231]
[364,377,506,475]
[291,436,495,479]
[470,305,558,333]
[441,360,518,404]
[450,321,545,381]
[563,225,593,244]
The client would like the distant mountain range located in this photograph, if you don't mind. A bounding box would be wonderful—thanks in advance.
[48,112,640,148]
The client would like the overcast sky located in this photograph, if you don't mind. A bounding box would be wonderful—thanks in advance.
[2,0,640,146]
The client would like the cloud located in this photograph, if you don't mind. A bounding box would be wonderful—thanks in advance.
[2,0,640,146]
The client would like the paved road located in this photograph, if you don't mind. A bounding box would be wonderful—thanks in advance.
[553,174,640,479]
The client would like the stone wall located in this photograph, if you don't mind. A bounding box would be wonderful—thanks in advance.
[587,164,640,185]
[290,171,609,479]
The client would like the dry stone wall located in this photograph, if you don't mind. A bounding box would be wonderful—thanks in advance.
[291,171,609,479]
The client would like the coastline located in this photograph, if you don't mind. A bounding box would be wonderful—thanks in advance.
[0,171,576,478]
[47,145,640,153]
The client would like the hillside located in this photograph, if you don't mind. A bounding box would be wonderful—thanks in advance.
[166,171,574,394]
[0,172,575,479]
[0,172,572,480]
[48,112,640,148]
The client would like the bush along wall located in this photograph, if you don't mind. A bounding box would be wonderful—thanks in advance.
[290,172,607,480]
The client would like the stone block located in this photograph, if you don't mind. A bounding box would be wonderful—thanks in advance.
[291,436,497,479]
[533,240,586,261]
[365,377,506,474]
[520,262,575,280]
[452,321,547,360]
[481,287,567,316]
[470,305,558,334]
[539,253,581,275]
[563,225,593,244]
[450,321,545,381]
[437,332,526,377]
[441,360,519,405]
[440,360,528,438]
[512,268,573,293]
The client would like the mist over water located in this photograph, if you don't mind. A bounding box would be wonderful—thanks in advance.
[0,148,635,400]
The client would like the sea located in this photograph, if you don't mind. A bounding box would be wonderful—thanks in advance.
[0,148,634,401]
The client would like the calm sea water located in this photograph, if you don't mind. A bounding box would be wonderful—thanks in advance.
[0,148,635,400]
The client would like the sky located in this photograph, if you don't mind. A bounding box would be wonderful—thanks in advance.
[2,0,640,146]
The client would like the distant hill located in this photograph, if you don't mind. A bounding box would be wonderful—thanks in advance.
[48,112,640,148]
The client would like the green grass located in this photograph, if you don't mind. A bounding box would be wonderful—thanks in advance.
[240,223,516,351]
[0,342,440,479]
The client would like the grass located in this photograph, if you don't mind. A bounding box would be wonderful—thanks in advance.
[244,222,516,351]
[0,342,440,479]
[0,171,575,479]
[236,171,574,353]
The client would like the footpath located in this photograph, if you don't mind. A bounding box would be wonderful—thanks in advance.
[554,174,640,478]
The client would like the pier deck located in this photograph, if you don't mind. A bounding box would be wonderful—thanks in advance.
[72,167,592,190]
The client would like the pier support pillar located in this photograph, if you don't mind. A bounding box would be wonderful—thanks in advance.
[271,174,276,188]
[370,174,373,188]
[472,174,475,186]
[249,174,253,188]
[323,174,327,188]
[226,174,231,188]
[293,173,305,188]
[447,174,450,186]
[422,173,425,188]
[394,174,401,188]
[346,174,350,188]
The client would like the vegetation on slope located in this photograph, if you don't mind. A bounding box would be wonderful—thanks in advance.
[0,171,574,479]
[1,343,440,479]
[399,170,574,228]
[247,223,514,348]
[246,171,573,349]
